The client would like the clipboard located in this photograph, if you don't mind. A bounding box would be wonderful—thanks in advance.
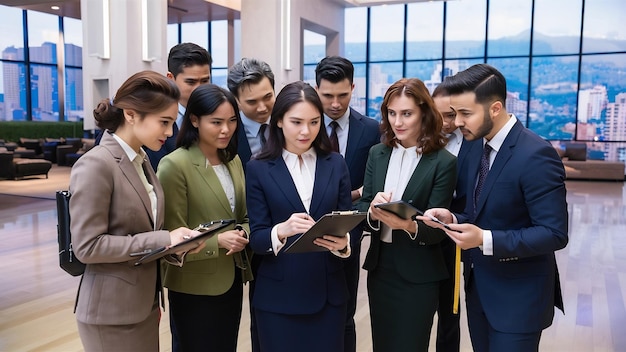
[283,211,366,253]
[133,219,235,265]
[374,200,420,220]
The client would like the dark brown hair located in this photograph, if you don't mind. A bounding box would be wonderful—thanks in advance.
[93,70,180,131]
[380,78,445,154]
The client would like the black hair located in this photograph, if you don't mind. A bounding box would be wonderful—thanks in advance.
[255,81,332,160]
[445,63,507,105]
[314,56,354,86]
[167,42,213,77]
[177,84,240,163]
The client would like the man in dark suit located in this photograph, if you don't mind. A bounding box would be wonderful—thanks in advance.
[145,43,212,171]
[227,58,276,170]
[315,56,381,352]
[432,80,480,352]
[421,64,568,352]
[227,58,276,352]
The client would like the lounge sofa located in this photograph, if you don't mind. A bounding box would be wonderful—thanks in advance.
[558,143,624,181]
[0,147,52,180]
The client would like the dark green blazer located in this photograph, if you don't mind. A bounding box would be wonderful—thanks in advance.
[357,143,457,283]
[157,144,252,296]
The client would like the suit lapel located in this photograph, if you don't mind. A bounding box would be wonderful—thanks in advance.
[268,157,306,212]
[189,145,233,215]
[345,110,364,169]
[101,133,155,227]
[237,127,252,165]
[371,146,392,192]
[475,121,522,214]
[309,154,333,217]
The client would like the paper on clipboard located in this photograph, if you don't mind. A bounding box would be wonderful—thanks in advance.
[133,219,235,265]
[283,211,366,253]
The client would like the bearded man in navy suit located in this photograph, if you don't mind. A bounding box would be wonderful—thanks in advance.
[315,56,381,352]
[421,64,568,352]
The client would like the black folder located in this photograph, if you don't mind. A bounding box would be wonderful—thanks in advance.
[134,219,234,265]
[374,200,421,220]
[283,211,366,253]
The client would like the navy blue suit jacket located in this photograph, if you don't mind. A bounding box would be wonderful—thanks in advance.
[449,138,481,213]
[245,152,352,315]
[237,127,253,172]
[344,108,381,190]
[457,119,568,333]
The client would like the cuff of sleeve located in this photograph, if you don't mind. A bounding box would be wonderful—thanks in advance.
[331,233,351,258]
[481,230,493,255]
[162,253,186,267]
[366,209,380,231]
[271,224,286,256]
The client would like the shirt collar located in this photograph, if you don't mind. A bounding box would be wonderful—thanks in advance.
[111,133,145,164]
[485,114,517,152]
[241,111,271,136]
[324,109,350,130]
[282,147,317,169]
[176,103,185,128]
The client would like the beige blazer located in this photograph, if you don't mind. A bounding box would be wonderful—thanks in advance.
[69,131,171,325]
[157,144,252,296]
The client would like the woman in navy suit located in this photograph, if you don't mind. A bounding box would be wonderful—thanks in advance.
[245,81,352,352]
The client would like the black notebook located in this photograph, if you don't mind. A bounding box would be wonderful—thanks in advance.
[133,219,234,265]
[284,211,366,253]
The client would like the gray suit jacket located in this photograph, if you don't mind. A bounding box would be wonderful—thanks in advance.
[69,131,171,325]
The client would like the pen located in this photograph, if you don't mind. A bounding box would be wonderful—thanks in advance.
[129,249,152,257]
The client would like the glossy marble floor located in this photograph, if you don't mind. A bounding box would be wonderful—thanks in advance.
[0,168,624,351]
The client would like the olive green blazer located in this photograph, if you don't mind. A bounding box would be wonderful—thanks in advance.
[157,144,252,296]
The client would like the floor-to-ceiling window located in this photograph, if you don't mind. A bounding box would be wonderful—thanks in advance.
[343,0,626,162]
[0,3,238,124]
[167,19,241,88]
[0,5,83,123]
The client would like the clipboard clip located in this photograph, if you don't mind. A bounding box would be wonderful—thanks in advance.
[331,210,360,215]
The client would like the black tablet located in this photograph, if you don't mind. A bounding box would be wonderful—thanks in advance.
[374,200,421,220]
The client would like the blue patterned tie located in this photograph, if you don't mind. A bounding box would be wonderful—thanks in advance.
[474,143,493,210]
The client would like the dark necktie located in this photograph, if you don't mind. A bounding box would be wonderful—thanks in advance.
[259,123,268,147]
[329,121,340,153]
[473,143,493,209]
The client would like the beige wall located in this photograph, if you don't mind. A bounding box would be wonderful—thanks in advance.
[80,0,345,131]
[240,0,345,91]
[81,0,168,132]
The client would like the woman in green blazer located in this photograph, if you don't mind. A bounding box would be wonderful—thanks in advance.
[356,78,457,352]
[157,84,253,352]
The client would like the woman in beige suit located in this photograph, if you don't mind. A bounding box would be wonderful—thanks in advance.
[69,70,203,352]
[157,83,252,352]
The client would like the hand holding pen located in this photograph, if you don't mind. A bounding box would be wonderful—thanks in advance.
[276,212,316,241]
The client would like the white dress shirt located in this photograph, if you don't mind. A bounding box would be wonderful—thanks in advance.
[381,144,422,242]
[445,128,463,157]
[479,114,517,256]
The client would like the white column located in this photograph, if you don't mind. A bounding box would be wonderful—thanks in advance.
[240,0,345,91]
[80,0,168,133]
